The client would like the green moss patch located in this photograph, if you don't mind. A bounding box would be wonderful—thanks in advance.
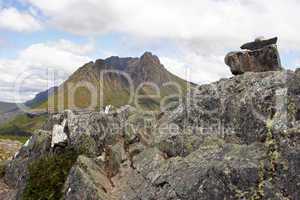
[22,149,78,200]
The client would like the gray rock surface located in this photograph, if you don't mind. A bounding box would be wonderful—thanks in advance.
[62,155,114,200]
[4,130,51,199]
[4,70,300,199]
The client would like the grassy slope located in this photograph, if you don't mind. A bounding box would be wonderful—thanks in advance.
[0,135,29,144]
[0,114,47,139]
[37,76,189,112]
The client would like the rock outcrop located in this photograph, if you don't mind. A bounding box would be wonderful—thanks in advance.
[225,37,282,75]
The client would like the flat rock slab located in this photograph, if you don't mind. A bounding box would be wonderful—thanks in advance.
[241,37,278,50]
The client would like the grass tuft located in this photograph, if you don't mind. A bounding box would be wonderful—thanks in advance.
[22,148,78,200]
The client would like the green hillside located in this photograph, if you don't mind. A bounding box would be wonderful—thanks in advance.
[0,114,47,140]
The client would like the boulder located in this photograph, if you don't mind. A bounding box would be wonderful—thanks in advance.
[225,37,282,75]
[225,45,282,75]
[225,44,282,75]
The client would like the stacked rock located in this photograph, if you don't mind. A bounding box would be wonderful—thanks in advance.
[225,37,282,75]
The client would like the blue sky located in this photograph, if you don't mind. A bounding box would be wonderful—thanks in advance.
[0,0,300,102]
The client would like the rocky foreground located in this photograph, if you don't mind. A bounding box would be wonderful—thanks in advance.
[0,139,22,199]
[2,38,300,200]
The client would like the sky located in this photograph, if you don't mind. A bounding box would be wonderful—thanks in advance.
[0,0,300,102]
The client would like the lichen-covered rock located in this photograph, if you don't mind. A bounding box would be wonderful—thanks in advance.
[104,142,127,178]
[156,127,203,157]
[62,155,114,200]
[120,142,265,200]
[4,130,51,199]
[5,69,300,200]
[42,106,136,157]
[225,44,282,75]
[165,70,300,145]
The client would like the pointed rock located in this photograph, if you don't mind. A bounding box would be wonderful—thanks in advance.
[140,52,161,65]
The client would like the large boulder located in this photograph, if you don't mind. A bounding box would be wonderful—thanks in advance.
[225,38,282,75]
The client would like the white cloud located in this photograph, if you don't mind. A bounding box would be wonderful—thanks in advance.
[161,52,231,84]
[25,0,300,50]
[0,7,42,32]
[0,40,91,102]
[17,41,91,72]
[23,0,300,83]
[52,39,95,55]
[294,60,300,69]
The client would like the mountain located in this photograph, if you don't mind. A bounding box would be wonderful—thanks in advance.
[0,102,18,114]
[0,87,57,116]
[25,87,58,108]
[38,52,190,111]
[0,102,20,127]
[0,87,56,135]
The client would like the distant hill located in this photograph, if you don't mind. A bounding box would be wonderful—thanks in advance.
[0,87,57,115]
[0,102,18,114]
[25,87,58,108]
[39,52,191,111]
[0,87,56,135]
[0,113,46,137]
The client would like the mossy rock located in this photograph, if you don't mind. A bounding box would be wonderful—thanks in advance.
[76,134,98,156]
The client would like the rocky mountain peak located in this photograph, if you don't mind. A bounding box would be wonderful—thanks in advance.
[84,52,162,72]
[140,51,161,66]
[104,56,135,71]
